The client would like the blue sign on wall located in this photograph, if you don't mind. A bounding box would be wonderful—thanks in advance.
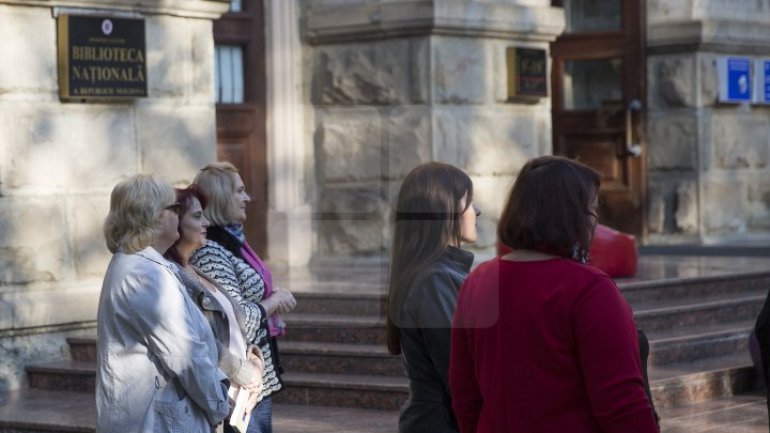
[717,57,752,103]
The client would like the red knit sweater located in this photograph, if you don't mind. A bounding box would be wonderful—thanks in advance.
[449,257,658,433]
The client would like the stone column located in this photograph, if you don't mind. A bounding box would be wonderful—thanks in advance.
[646,0,770,244]
[0,0,228,391]
[303,0,564,260]
[265,0,313,268]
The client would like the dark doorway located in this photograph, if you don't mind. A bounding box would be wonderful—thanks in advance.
[213,0,268,255]
[551,0,647,238]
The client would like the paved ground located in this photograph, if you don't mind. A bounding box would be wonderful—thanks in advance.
[274,403,398,432]
[659,391,769,433]
[274,391,770,433]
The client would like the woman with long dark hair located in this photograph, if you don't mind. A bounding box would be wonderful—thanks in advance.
[386,162,478,433]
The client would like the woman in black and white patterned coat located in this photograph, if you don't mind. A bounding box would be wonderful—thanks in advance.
[191,162,297,433]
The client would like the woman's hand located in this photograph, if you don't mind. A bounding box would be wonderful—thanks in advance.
[259,287,297,316]
[272,287,297,314]
[246,387,261,411]
[241,375,262,391]
[241,346,264,392]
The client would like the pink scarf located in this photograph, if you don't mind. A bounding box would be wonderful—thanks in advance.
[241,241,286,337]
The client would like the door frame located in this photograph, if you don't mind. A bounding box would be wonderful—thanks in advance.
[550,0,648,240]
[213,1,269,255]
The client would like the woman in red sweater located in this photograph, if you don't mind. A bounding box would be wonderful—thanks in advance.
[449,156,658,433]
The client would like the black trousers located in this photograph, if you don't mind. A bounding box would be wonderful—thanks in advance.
[638,330,660,426]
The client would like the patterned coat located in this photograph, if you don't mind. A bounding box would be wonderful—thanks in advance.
[191,226,284,402]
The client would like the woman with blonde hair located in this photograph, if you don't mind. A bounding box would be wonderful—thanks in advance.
[386,162,478,433]
[192,162,296,433]
[96,174,230,432]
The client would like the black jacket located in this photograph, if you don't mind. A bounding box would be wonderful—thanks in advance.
[754,291,770,431]
[397,246,474,433]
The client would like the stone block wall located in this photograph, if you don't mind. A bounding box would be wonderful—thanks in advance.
[303,0,563,258]
[647,1,770,243]
[0,0,227,391]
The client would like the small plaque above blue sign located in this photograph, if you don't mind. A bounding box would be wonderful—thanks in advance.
[717,57,752,103]
[753,59,770,104]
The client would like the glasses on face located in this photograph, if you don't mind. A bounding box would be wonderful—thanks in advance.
[164,203,181,215]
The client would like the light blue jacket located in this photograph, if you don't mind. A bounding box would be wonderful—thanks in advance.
[96,247,230,432]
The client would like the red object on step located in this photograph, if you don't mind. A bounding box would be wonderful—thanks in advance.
[495,224,638,278]
[588,224,638,277]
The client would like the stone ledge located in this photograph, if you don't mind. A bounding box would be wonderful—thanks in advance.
[0,0,229,19]
[649,20,770,54]
[305,0,565,44]
[0,281,101,330]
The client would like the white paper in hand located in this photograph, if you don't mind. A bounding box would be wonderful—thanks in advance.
[228,385,253,433]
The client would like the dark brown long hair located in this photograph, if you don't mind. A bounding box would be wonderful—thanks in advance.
[164,184,209,266]
[497,155,600,260]
[386,162,473,355]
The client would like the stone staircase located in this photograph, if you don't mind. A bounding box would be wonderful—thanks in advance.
[2,256,770,431]
[276,268,770,411]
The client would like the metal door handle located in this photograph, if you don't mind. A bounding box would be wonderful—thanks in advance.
[626,99,642,157]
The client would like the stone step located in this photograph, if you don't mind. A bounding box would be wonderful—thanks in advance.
[24,359,412,412]
[67,338,96,363]
[619,272,770,304]
[274,372,408,411]
[54,321,757,379]
[280,341,403,376]
[292,292,385,316]
[633,293,765,332]
[22,357,759,413]
[61,337,404,378]
[647,323,753,367]
[274,357,759,412]
[0,389,94,433]
[282,314,386,345]
[61,303,759,376]
[26,361,95,394]
[649,353,759,410]
[291,272,770,317]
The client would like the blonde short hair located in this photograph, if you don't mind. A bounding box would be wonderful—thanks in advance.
[103,174,176,253]
[194,161,241,226]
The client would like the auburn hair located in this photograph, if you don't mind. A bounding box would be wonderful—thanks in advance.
[165,184,209,266]
[497,155,601,260]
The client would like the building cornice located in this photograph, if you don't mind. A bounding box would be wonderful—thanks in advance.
[304,0,565,45]
[648,19,770,55]
[0,0,230,19]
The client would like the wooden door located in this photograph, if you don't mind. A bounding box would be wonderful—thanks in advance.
[214,0,268,255]
[551,0,647,238]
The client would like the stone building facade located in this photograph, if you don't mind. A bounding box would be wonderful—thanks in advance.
[2,0,770,391]
[646,0,770,245]
[297,0,770,255]
[302,0,564,258]
[0,0,229,391]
